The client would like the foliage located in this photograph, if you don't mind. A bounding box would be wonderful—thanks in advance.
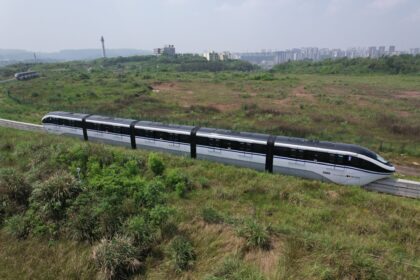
[170,235,196,272]
[0,168,32,222]
[147,153,165,176]
[273,55,420,74]
[237,219,270,250]
[92,235,140,280]
[165,168,190,190]
[30,170,81,222]
[4,214,29,239]
[124,215,156,251]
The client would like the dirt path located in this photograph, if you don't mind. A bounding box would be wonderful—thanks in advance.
[395,164,420,177]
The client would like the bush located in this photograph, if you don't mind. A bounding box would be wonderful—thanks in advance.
[237,220,270,250]
[0,168,32,211]
[201,207,224,224]
[170,236,196,272]
[175,182,188,198]
[148,205,173,227]
[124,216,156,251]
[136,179,165,208]
[4,214,29,239]
[165,168,190,190]
[30,170,81,221]
[147,153,165,176]
[66,193,99,243]
[92,235,141,280]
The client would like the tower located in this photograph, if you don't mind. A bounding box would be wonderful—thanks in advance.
[101,36,106,58]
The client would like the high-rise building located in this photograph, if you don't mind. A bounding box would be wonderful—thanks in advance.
[154,44,176,56]
[368,46,377,57]
[378,46,386,56]
[389,45,396,53]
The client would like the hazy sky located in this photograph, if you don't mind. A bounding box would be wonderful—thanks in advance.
[1,0,420,52]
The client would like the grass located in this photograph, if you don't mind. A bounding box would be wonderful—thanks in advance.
[0,127,419,279]
[0,60,419,174]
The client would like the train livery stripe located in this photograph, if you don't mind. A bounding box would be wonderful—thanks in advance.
[265,135,276,173]
[190,126,200,159]
[130,121,139,149]
[82,114,92,141]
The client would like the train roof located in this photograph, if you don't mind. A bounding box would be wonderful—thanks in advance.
[197,127,270,144]
[274,136,379,160]
[135,121,194,134]
[44,111,90,120]
[86,115,137,126]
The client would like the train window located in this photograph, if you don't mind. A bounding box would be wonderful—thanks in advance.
[290,149,297,158]
[113,126,122,134]
[297,149,304,159]
[336,154,344,164]
[329,154,336,164]
[121,127,131,135]
[145,130,154,139]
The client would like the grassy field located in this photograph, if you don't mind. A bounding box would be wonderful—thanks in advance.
[0,128,419,279]
[0,58,419,279]
[0,59,419,176]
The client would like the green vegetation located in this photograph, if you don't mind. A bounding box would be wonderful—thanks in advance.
[273,55,420,74]
[0,56,419,278]
[0,128,419,279]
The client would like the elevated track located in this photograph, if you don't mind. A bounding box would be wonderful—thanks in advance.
[0,118,419,199]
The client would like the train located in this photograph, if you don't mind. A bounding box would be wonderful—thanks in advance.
[42,111,395,186]
[14,71,39,81]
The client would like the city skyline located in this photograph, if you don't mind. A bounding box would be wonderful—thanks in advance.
[1,0,420,53]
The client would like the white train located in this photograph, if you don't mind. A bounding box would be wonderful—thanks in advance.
[42,112,395,186]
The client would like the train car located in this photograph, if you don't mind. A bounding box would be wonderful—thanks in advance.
[14,71,39,81]
[134,121,194,156]
[272,136,395,186]
[41,111,395,186]
[41,112,88,138]
[195,128,269,171]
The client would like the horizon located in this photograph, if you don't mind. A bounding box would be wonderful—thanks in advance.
[2,0,420,53]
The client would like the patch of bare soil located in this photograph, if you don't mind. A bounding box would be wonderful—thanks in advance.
[151,82,178,91]
[213,103,241,112]
[292,85,315,101]
[395,91,420,100]
[395,164,420,177]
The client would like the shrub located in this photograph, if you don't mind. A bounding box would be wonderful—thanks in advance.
[175,182,188,198]
[148,205,173,227]
[170,236,196,272]
[124,216,156,251]
[66,193,99,243]
[206,256,265,280]
[0,168,32,210]
[92,235,141,280]
[237,220,270,250]
[30,170,81,221]
[137,179,165,208]
[165,168,190,190]
[4,214,29,239]
[201,207,224,224]
[147,153,165,176]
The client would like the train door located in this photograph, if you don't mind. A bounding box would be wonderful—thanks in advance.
[330,154,347,184]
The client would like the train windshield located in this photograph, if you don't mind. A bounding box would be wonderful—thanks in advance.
[375,154,388,164]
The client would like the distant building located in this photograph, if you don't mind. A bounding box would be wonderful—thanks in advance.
[368,46,377,57]
[389,45,396,54]
[378,46,386,56]
[203,51,232,61]
[154,44,176,56]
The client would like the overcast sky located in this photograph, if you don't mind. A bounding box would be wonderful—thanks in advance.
[1,0,420,53]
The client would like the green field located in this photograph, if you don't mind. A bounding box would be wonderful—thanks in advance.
[0,57,420,279]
